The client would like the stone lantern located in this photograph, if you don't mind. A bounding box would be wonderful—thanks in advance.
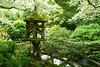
[22,7,47,41]
[22,6,47,60]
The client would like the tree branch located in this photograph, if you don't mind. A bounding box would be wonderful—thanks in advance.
[87,0,100,9]
[46,36,83,45]
[0,5,28,11]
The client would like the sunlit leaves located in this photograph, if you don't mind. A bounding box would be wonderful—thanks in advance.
[0,0,14,7]
[69,0,100,21]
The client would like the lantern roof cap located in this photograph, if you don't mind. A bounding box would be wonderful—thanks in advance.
[26,12,44,19]
[24,12,47,22]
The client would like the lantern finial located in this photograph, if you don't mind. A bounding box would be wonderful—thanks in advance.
[34,6,37,12]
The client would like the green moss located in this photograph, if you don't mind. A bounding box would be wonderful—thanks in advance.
[26,12,45,20]
[22,38,45,41]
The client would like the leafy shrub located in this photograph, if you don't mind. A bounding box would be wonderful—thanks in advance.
[0,41,16,54]
[69,23,100,64]
[7,41,17,54]
[48,25,72,40]
[0,41,17,66]
[70,23,100,42]
[0,41,31,67]
[7,20,26,41]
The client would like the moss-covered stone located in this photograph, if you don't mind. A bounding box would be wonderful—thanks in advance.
[26,12,45,20]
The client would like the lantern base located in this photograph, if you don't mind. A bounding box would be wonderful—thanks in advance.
[22,38,46,41]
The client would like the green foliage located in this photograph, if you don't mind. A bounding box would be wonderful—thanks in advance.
[84,40,100,63]
[7,20,26,41]
[54,0,70,9]
[3,9,22,20]
[42,24,100,66]
[15,44,32,57]
[58,10,75,24]
[35,62,42,67]
[72,17,100,27]
[0,0,100,67]
[0,24,2,31]
[41,41,62,57]
[43,9,76,26]
[48,25,72,40]
[62,42,100,66]
[19,55,30,67]
[13,20,26,29]
[5,56,20,67]
[0,40,31,67]
[69,0,100,21]
[68,24,100,63]
[0,41,16,54]
[0,41,17,66]
[70,23,100,42]
[41,26,75,66]
[7,41,17,54]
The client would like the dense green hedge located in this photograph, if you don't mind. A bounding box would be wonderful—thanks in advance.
[70,23,100,42]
